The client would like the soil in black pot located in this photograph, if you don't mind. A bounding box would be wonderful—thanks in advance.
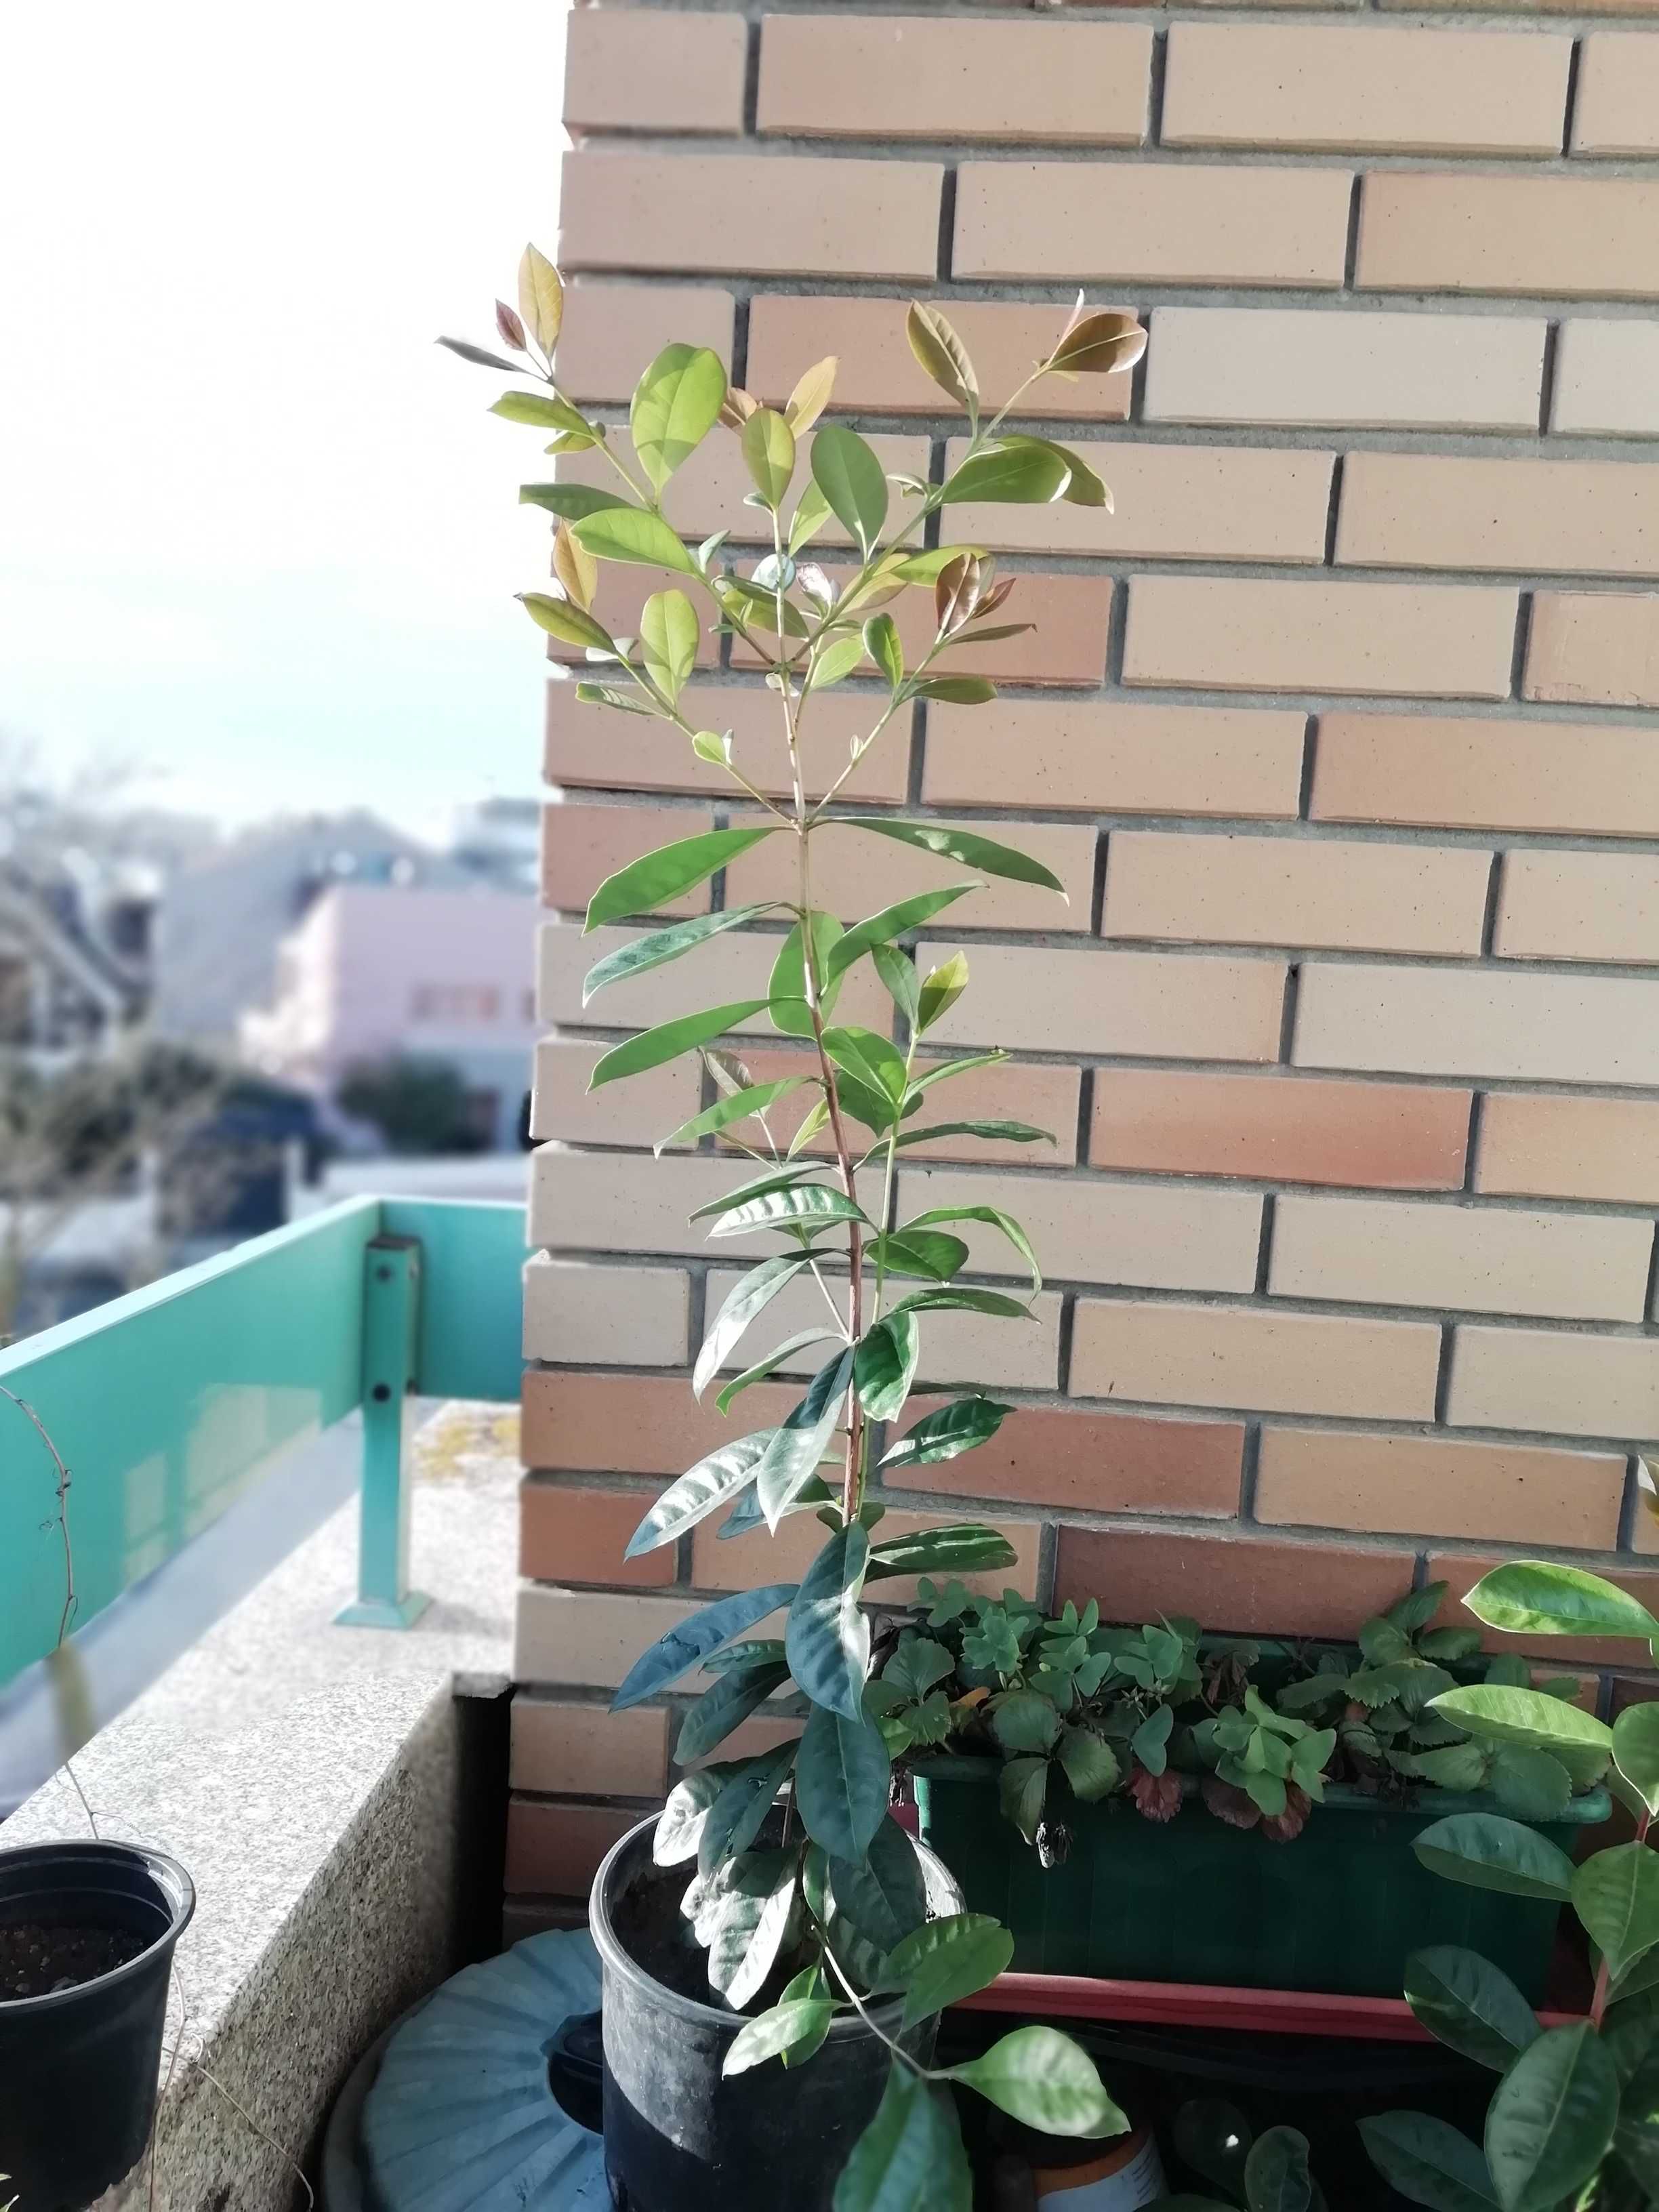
[0,1919,146,1999]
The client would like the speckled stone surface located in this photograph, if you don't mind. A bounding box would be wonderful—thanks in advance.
[4,1403,518,2211]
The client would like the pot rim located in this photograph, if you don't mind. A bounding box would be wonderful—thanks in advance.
[589,1811,959,2039]
[0,1839,196,2017]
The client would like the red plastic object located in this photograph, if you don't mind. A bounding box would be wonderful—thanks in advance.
[957,1971,1584,2042]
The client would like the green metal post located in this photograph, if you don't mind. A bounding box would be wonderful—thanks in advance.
[336,1234,431,1629]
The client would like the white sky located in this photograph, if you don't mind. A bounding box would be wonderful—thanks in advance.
[1,0,571,840]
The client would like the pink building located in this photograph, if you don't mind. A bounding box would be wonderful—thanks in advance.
[241,880,539,1149]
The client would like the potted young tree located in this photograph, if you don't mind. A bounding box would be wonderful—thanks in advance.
[446,250,1147,2211]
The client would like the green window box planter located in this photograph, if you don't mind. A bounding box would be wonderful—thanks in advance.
[911,1757,1610,2001]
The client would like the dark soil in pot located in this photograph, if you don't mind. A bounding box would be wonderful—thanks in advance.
[0,1920,148,1999]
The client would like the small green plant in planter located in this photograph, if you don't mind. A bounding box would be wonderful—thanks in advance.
[447,250,1147,2206]
[1358,1559,1659,2211]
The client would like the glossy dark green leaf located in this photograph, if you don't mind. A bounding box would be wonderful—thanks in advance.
[626,1429,777,1556]
[834,817,1065,893]
[874,1229,968,1282]
[660,1076,810,1153]
[742,407,796,509]
[828,886,982,979]
[1404,1946,1540,2073]
[888,1912,1014,2027]
[723,1994,838,2079]
[1489,1747,1572,1822]
[786,1525,872,1720]
[833,2064,970,2212]
[755,1350,855,1528]
[519,592,617,653]
[710,1183,872,1240]
[583,903,778,1008]
[906,1050,1010,1101]
[864,614,904,691]
[882,1397,1012,1471]
[586,827,777,931]
[590,1000,771,1089]
[914,676,998,705]
[571,505,697,573]
[888,1120,1054,1153]
[1465,1562,1659,1645]
[696,1737,800,1874]
[947,2026,1128,2139]
[865,1523,1017,1584]
[1000,1754,1046,1843]
[823,1025,909,1104]
[1615,1704,1659,1816]
[1484,2022,1618,2212]
[1359,2112,1498,2212]
[829,1816,927,1955]
[675,1661,792,1767]
[612,1583,798,1711]
[872,944,920,1027]
[716,1330,840,1417]
[519,481,634,520]
[694,1254,813,1398]
[1244,2127,1313,2212]
[689,1163,816,1218]
[771,913,846,1037]
[811,425,888,554]
[795,1699,890,1861]
[903,1203,1041,1292]
[1059,1726,1120,1803]
[886,1287,1033,1321]
[992,1689,1063,1756]
[630,342,727,493]
[1574,1845,1659,1983]
[1412,1814,1577,1902]
[855,1315,919,1422]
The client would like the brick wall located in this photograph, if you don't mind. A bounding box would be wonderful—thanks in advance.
[509,0,1659,1924]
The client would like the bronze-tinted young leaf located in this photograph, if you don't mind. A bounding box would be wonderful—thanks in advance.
[742,408,797,510]
[553,524,598,612]
[518,246,564,356]
[905,302,978,416]
[720,386,762,430]
[631,342,729,493]
[785,355,838,436]
[495,299,529,352]
[1048,310,1147,377]
[935,552,984,634]
[437,335,522,373]
[518,591,617,654]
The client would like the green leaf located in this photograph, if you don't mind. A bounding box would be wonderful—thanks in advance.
[905,302,978,416]
[828,887,980,981]
[675,1661,791,1767]
[710,1182,872,1239]
[834,817,1066,894]
[1359,2112,1498,2212]
[1574,1845,1659,1983]
[811,426,889,554]
[1132,1703,1175,1776]
[790,478,834,556]
[585,827,775,932]
[590,999,771,1088]
[865,1522,1016,1584]
[755,1350,855,1528]
[1245,2127,1313,2212]
[689,1163,815,1218]
[1615,1704,1659,1816]
[695,1738,800,1873]
[438,334,523,372]
[888,1120,1054,1153]
[907,1050,1010,1101]
[627,1430,778,1557]
[571,505,697,573]
[519,481,633,520]
[517,243,563,354]
[864,614,904,691]
[1413,1814,1577,1902]
[914,676,998,706]
[875,1229,968,1282]
[813,634,868,689]
[723,1995,838,2078]
[833,2064,970,2212]
[903,1204,1042,1292]
[1466,1562,1659,1645]
[887,1286,1033,1322]
[947,2026,1128,2140]
[1002,434,1109,510]
[941,443,1071,506]
[796,1699,890,1862]
[1484,2022,1618,2212]
[1431,1685,1613,1763]
[855,1316,920,1422]
[630,342,727,493]
[1489,1747,1573,1823]
[491,390,590,434]
[992,1690,1064,1756]
[741,407,796,509]
[771,913,846,1038]
[872,944,920,1028]
[519,592,617,654]
[830,1816,927,1956]
[917,951,969,1032]
[1404,1946,1540,2073]
[583,904,778,1007]
[888,1912,1013,2027]
[694,1254,813,1399]
[823,1025,909,1105]
[786,1525,872,1721]
[612,1583,798,1711]
[1000,1754,1047,1844]
[636,590,701,707]
[708,1851,797,2011]
[882,1397,1012,1471]
[716,1331,840,1417]
[1060,1725,1121,1803]
[660,1076,810,1153]
[655,1764,739,1867]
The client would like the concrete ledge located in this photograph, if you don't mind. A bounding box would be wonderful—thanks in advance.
[3,1404,517,2210]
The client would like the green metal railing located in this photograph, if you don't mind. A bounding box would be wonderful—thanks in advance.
[0,1196,527,1688]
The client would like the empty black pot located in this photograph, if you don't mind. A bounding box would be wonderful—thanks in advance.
[0,1840,194,2210]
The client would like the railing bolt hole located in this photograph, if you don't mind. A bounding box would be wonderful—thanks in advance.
[371,1382,392,1403]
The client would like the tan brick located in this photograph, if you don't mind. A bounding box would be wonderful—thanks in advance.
[691,1505,1041,1601]
[701,1267,1063,1392]
[1103,830,1491,956]
[758,16,1151,144]
[523,1254,690,1366]
[1256,1427,1625,1549]
[522,1371,799,1478]
[555,431,929,547]
[1338,455,1659,581]
[517,1584,758,1689]
[732,573,1113,689]
[520,1480,670,1588]
[955,163,1352,288]
[529,1147,878,1258]
[555,283,735,404]
[1573,35,1659,155]
[726,819,1094,935]
[1054,1525,1416,1641]
[541,802,713,918]
[895,1164,1263,1293]
[915,939,1286,1062]
[1297,962,1659,1085]
[506,1802,634,1898]
[529,1042,700,1151]
[1385,0,1659,15]
[1497,851,1659,964]
[678,1713,804,1772]
[890,1397,1244,1517]
[1090,1069,1471,1191]
[1526,593,1659,710]
[1479,1093,1659,1204]
[1145,307,1545,433]
[945,440,1332,565]
[922,701,1306,820]
[1311,712,1659,839]
[564,8,746,133]
[1070,1298,1442,1419]
[1270,1193,1653,1324]
[1553,322,1659,439]
[511,1698,669,1798]
[1449,1326,1659,1439]
[1163,24,1570,155]
[547,679,909,806]
[1357,173,1659,299]
[745,295,1134,423]
[1124,578,1518,701]
[559,150,943,280]
[538,918,886,1031]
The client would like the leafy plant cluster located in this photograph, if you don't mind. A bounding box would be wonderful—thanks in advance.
[447,251,1147,2209]
[1353,1561,1659,2212]
[875,1579,1595,1858]
[1152,2099,1330,2212]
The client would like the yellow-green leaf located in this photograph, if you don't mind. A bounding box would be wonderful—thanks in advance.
[639,589,700,705]
[517,244,564,356]
[785,355,838,435]
[631,342,728,493]
[741,408,797,510]
[905,302,978,415]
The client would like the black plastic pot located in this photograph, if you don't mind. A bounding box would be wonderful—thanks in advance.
[591,1815,961,2212]
[0,1840,194,2210]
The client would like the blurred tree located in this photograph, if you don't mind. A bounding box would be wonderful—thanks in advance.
[337,1054,488,1155]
